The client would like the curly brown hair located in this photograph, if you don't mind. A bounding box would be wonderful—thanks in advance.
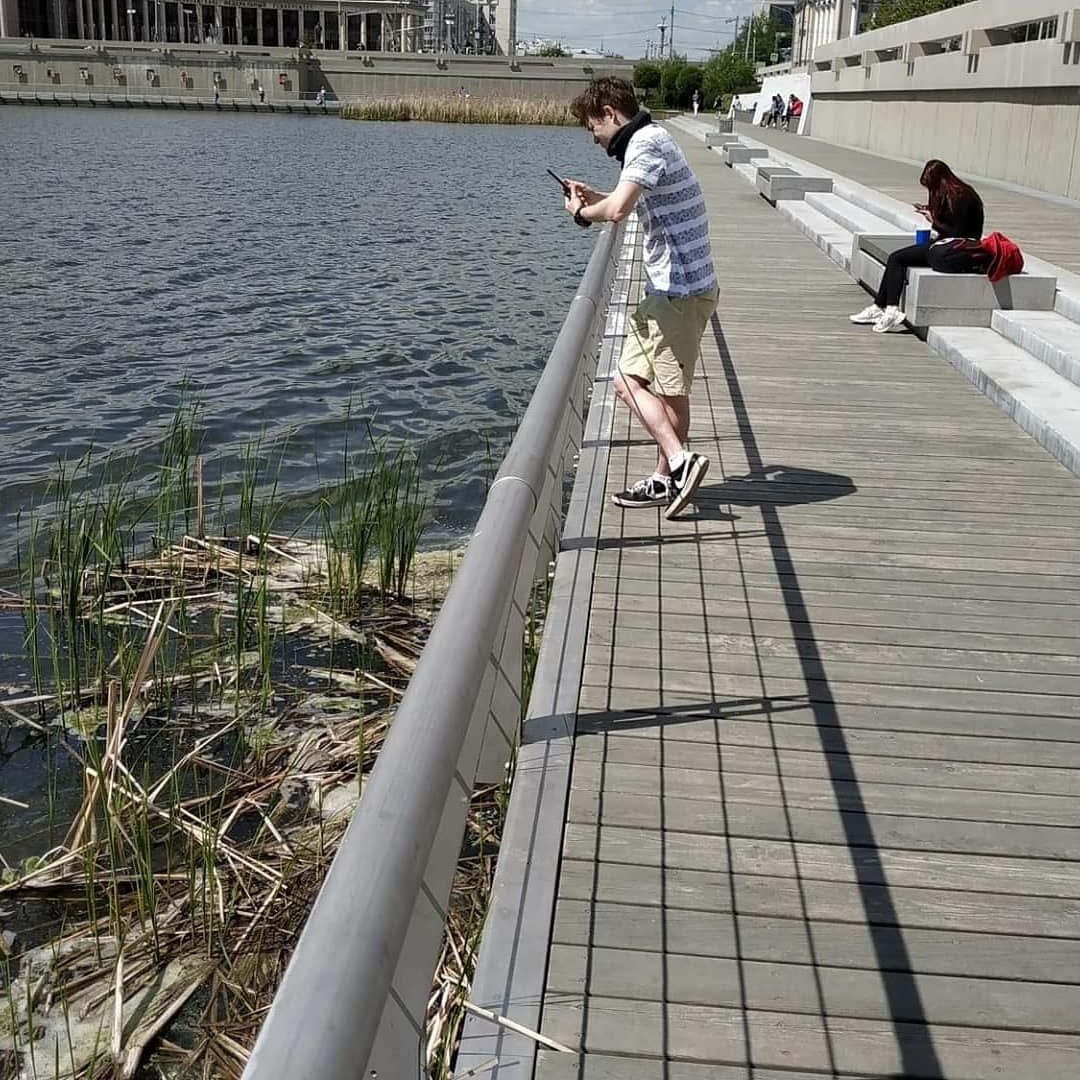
[569,76,639,125]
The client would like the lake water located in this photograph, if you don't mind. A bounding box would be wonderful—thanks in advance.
[0,107,614,567]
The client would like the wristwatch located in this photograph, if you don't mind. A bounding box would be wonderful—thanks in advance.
[573,206,591,228]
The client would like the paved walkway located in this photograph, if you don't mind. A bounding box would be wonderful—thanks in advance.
[535,126,1080,1078]
[740,122,1080,276]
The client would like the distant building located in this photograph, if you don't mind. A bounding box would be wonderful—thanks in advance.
[767,1,797,24]
[0,0,515,55]
[788,1,882,67]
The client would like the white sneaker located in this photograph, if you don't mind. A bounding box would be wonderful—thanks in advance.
[849,303,884,325]
[872,306,908,333]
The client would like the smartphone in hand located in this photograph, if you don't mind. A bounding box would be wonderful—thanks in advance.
[547,168,571,198]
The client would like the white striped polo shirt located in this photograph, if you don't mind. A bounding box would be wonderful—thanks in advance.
[621,125,717,299]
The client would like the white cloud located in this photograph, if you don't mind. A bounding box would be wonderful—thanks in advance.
[515,0,767,60]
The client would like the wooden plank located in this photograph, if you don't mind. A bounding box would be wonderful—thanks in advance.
[576,713,1080,767]
[587,628,1080,679]
[560,823,1080,897]
[556,858,1080,938]
[568,788,1080,861]
[546,945,1080,1032]
[582,675,1080,721]
[539,997,1080,1077]
[551,899,1080,983]
[589,613,1080,661]
[595,645,1080,697]
[597,577,1080,626]
[573,737,1080,794]
[587,594,1080,641]
[570,758,1080,826]
[535,1053,746,1080]
[576,702,1080,747]
[596,560,1080,605]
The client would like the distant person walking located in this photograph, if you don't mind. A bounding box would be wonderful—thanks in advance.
[850,159,988,334]
[258,84,265,103]
[691,88,700,115]
[315,86,326,105]
[562,76,717,517]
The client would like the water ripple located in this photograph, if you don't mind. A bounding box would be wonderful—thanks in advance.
[0,108,615,561]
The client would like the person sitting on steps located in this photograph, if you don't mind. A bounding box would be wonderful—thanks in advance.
[850,159,989,334]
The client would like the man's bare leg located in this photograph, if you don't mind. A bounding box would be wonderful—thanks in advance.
[656,393,690,476]
[613,371,683,469]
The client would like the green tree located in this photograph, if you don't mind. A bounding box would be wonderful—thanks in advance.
[659,58,690,106]
[633,61,662,93]
[701,50,758,109]
[731,9,785,65]
[872,0,974,29]
[675,64,703,106]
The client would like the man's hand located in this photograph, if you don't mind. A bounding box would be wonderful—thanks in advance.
[565,181,600,224]
[566,180,603,206]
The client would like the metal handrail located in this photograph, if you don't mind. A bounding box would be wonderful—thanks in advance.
[243,221,622,1080]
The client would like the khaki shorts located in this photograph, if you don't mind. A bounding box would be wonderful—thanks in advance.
[618,288,719,397]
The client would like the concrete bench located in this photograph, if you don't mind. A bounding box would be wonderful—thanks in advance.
[852,233,1057,328]
[705,126,734,147]
[757,166,833,203]
[723,144,769,166]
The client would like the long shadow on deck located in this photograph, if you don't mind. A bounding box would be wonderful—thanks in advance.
[707,312,945,1078]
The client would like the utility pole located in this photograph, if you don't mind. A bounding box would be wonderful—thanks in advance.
[668,0,674,58]
[656,17,666,60]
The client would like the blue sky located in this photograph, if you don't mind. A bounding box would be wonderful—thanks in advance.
[515,0,770,60]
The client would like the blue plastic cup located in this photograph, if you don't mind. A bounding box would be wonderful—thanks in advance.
[915,228,931,245]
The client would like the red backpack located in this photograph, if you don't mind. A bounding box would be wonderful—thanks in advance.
[978,232,1024,283]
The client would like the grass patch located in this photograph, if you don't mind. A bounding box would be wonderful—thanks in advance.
[340,95,578,125]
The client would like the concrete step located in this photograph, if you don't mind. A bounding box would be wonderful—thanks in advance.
[731,159,783,185]
[758,170,832,202]
[805,192,900,238]
[775,201,854,272]
[832,180,924,233]
[1054,288,1080,325]
[992,310,1080,389]
[928,326,1080,476]
[732,161,759,184]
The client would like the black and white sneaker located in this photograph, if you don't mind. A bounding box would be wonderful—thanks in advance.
[612,476,671,509]
[665,453,709,518]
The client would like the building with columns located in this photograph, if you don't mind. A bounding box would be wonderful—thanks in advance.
[791,0,879,68]
[1,0,508,54]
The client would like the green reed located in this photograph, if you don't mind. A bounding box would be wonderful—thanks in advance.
[375,444,429,600]
[4,398,444,1073]
[157,398,203,547]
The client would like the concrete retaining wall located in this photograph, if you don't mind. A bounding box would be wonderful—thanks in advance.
[805,0,1080,199]
[810,90,1080,199]
[0,39,632,103]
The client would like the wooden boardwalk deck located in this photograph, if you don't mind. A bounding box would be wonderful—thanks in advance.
[534,128,1080,1079]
